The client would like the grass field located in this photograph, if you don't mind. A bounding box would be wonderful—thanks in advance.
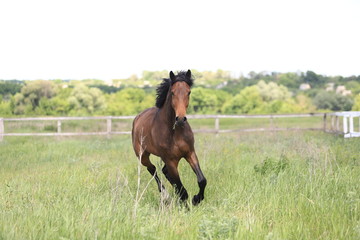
[1,131,360,239]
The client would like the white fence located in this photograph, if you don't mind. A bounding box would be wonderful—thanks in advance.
[0,116,134,140]
[327,111,360,138]
[2,112,359,140]
[0,113,329,141]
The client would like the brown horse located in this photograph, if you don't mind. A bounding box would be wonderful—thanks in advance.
[131,70,207,205]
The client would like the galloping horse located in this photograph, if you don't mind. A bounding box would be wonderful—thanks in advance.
[131,70,207,205]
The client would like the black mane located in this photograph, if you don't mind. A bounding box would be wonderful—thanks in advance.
[155,71,194,108]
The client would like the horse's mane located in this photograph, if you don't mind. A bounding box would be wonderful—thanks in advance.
[155,71,194,108]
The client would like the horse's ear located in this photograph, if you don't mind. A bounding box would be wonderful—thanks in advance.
[169,71,176,82]
[186,69,192,79]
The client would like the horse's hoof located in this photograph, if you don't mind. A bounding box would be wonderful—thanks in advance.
[192,194,203,206]
[180,191,189,201]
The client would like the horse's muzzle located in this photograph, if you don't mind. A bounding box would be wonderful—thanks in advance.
[175,116,187,126]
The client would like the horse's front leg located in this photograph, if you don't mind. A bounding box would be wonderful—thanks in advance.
[185,152,207,205]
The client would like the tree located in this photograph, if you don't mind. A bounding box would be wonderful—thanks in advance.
[68,85,106,115]
[90,84,121,94]
[106,88,154,115]
[222,86,263,114]
[294,94,316,112]
[302,71,325,88]
[257,80,291,101]
[189,88,230,114]
[221,81,314,114]
[352,94,360,111]
[22,80,57,106]
[345,81,360,95]
[0,80,23,96]
[12,80,58,114]
[313,91,353,111]
[34,88,72,115]
[277,72,301,89]
[0,95,12,116]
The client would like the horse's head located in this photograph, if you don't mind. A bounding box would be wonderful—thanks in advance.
[169,70,193,127]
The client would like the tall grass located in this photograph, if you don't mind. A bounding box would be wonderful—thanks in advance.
[0,131,359,239]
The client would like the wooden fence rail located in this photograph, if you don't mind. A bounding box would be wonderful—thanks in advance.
[0,113,329,141]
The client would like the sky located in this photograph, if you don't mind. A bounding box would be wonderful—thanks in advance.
[0,0,359,80]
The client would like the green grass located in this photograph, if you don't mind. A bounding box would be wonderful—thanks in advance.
[0,131,360,239]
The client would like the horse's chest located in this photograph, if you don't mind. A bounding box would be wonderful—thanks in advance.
[156,138,190,158]
[171,140,190,155]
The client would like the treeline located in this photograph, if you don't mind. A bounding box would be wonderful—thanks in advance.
[1,70,360,117]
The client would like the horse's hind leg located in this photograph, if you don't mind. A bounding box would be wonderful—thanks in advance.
[162,160,189,202]
[140,152,165,192]
[162,162,172,183]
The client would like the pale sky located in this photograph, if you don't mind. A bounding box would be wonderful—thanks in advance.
[0,0,359,80]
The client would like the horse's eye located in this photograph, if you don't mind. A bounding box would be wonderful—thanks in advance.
[171,92,175,96]
[188,91,191,96]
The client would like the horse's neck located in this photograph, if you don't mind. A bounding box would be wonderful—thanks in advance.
[158,96,175,129]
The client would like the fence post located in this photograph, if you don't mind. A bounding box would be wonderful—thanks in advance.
[343,116,348,133]
[215,117,219,134]
[107,117,112,138]
[57,120,62,134]
[331,115,335,131]
[349,117,354,133]
[323,113,327,132]
[270,115,274,129]
[0,118,4,142]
